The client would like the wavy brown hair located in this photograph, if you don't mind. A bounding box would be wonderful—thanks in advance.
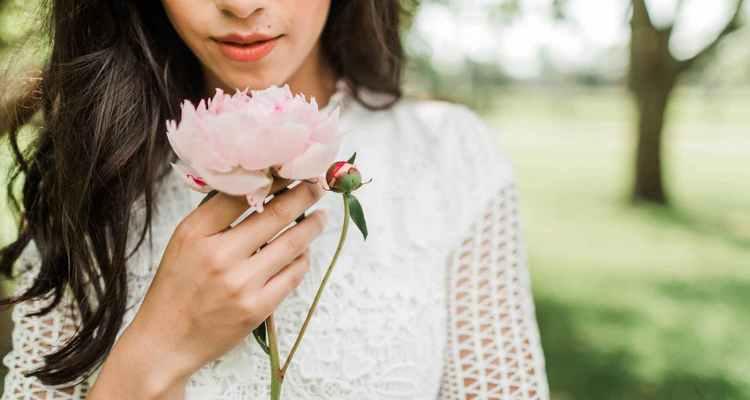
[0,0,412,386]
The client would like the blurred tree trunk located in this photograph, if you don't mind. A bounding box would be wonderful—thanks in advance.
[628,0,745,205]
[633,87,672,203]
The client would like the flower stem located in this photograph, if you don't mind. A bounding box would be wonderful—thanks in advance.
[280,193,351,377]
[267,314,282,400]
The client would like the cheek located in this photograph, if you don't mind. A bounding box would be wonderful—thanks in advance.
[288,0,330,47]
[162,0,213,54]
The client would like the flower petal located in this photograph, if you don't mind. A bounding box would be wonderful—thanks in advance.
[192,163,273,199]
[165,120,184,159]
[236,121,309,170]
[170,161,214,193]
[277,136,343,180]
[246,183,273,213]
[176,105,234,173]
[311,106,340,144]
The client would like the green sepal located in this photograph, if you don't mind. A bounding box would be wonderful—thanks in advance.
[346,194,368,240]
[347,152,357,164]
[252,322,270,355]
[338,173,362,193]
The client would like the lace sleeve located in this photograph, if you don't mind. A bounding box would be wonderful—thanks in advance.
[439,181,549,400]
[1,241,91,399]
[433,104,549,399]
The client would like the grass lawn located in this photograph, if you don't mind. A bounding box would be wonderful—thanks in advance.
[486,85,750,400]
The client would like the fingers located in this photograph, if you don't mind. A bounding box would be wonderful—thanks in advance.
[235,209,326,284]
[267,178,295,199]
[177,178,293,238]
[254,250,310,318]
[219,181,325,259]
[265,177,297,198]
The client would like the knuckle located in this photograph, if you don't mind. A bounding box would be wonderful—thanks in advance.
[239,297,263,324]
[244,264,265,287]
[239,295,256,313]
[301,182,323,203]
[174,219,200,241]
[287,272,304,291]
[282,235,304,255]
[221,273,243,295]
[206,263,223,277]
[266,200,292,222]
[204,250,229,274]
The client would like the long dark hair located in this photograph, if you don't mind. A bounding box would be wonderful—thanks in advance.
[0,0,411,386]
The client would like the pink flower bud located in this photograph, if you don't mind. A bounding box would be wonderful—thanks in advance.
[326,161,362,193]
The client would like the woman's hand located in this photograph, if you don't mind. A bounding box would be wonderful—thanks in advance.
[91,179,328,399]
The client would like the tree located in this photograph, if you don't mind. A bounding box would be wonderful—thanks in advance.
[628,0,745,204]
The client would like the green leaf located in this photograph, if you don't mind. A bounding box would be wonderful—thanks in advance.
[252,322,270,355]
[347,152,357,164]
[347,194,368,240]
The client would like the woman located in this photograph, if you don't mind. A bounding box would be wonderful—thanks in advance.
[0,0,549,399]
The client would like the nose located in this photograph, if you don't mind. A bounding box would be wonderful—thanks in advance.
[214,0,264,19]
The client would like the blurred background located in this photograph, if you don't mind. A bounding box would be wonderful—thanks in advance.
[1,0,748,399]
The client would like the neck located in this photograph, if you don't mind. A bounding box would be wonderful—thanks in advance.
[286,42,338,109]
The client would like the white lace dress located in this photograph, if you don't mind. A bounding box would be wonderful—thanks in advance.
[1,80,550,400]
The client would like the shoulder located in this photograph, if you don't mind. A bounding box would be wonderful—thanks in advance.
[346,92,520,247]
[344,87,517,192]
[387,97,515,185]
[346,86,497,146]
[347,88,490,138]
[388,97,489,140]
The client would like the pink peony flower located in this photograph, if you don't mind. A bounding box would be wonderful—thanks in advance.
[166,84,343,212]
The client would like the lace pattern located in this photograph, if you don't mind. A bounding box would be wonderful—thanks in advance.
[1,243,91,399]
[439,182,549,399]
[1,80,549,399]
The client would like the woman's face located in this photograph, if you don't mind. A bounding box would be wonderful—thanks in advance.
[161,0,332,93]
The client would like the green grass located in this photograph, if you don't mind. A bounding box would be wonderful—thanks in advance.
[486,85,750,400]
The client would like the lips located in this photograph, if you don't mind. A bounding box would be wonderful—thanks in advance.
[215,33,281,45]
[213,34,282,62]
